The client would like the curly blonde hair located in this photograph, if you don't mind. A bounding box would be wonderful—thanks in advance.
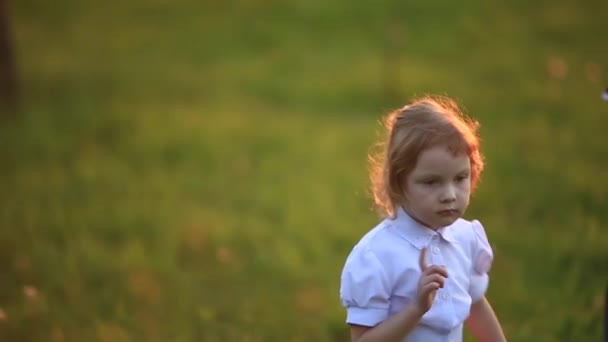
[369,95,484,218]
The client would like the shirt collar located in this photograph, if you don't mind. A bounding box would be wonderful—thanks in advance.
[390,207,456,249]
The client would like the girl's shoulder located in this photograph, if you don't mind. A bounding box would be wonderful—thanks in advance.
[349,217,402,250]
[448,218,491,246]
[448,218,493,275]
[344,218,424,277]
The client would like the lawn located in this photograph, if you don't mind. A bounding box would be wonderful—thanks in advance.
[1,0,607,341]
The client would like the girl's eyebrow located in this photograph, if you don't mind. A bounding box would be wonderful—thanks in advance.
[416,173,441,178]
[419,168,469,176]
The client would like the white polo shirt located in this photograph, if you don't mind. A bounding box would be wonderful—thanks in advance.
[340,207,493,342]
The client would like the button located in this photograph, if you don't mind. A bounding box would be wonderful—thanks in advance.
[441,292,450,300]
[432,246,440,255]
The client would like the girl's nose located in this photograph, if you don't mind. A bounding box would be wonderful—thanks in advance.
[440,185,456,202]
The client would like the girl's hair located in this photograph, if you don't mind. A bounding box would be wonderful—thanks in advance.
[369,95,484,218]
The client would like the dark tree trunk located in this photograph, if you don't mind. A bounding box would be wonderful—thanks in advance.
[0,0,17,113]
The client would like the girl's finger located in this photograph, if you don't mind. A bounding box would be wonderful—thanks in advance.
[419,247,428,271]
[423,265,449,278]
[422,274,445,288]
[420,282,440,297]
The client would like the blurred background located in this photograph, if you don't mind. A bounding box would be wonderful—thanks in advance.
[1,0,607,341]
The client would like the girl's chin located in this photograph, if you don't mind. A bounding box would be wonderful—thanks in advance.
[430,216,458,229]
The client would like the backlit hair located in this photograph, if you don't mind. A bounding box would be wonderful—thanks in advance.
[369,95,484,218]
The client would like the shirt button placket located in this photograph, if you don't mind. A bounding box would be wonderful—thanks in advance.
[429,236,450,303]
[429,235,444,265]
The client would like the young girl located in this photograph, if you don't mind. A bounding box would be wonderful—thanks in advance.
[340,96,506,341]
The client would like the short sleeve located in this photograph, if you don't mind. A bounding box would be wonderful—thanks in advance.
[469,220,494,302]
[339,247,390,327]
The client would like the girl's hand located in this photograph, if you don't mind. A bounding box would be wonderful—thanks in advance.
[416,247,448,313]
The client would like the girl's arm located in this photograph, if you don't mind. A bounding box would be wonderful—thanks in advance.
[349,303,424,342]
[465,296,506,342]
[350,248,448,342]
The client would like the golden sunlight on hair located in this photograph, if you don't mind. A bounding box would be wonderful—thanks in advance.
[369,95,484,218]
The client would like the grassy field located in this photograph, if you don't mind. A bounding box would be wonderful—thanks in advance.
[1,0,607,341]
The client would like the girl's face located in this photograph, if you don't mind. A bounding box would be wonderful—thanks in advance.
[402,144,471,230]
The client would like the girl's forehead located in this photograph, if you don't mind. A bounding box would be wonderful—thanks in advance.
[412,145,470,173]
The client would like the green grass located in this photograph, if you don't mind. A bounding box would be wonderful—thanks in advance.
[1,0,607,341]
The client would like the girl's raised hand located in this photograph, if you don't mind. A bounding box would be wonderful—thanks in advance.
[416,247,449,313]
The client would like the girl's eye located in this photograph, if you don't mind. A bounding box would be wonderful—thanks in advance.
[455,175,469,182]
[423,180,438,185]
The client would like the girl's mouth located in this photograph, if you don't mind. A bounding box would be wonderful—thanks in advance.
[438,209,458,216]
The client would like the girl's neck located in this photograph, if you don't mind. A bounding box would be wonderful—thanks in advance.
[400,206,439,231]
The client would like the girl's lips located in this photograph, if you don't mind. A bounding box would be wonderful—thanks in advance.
[438,209,458,216]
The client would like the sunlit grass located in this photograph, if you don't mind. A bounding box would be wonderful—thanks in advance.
[1,0,607,341]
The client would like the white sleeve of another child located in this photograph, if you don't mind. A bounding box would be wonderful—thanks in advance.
[340,247,391,327]
[469,220,494,303]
